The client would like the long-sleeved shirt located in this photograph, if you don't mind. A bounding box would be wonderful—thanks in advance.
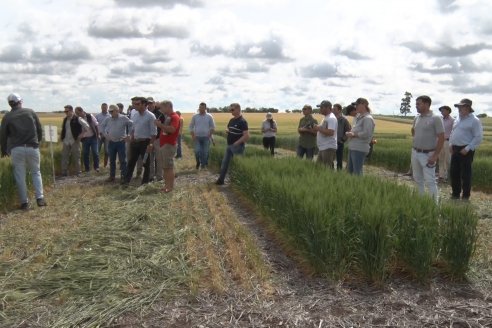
[449,113,483,151]
[442,115,454,139]
[101,114,133,142]
[189,113,215,137]
[0,107,42,155]
[348,113,375,153]
[131,109,157,139]
[95,112,110,125]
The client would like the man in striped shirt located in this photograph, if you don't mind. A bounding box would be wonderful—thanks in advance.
[216,103,249,185]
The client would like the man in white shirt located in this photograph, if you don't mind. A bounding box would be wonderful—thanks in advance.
[314,100,338,168]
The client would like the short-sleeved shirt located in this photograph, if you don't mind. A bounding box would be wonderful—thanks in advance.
[227,116,248,145]
[298,115,318,148]
[262,120,277,138]
[317,113,338,151]
[160,112,181,146]
[412,111,444,150]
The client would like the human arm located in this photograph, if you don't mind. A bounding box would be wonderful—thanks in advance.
[463,119,483,153]
[0,117,8,156]
[233,130,250,146]
[33,112,43,143]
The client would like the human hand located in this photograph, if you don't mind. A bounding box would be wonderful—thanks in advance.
[460,148,469,155]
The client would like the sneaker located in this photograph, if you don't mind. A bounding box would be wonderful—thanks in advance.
[36,198,47,207]
[20,203,31,210]
[215,179,224,185]
[95,168,100,173]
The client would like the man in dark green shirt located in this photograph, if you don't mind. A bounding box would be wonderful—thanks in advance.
[297,104,318,160]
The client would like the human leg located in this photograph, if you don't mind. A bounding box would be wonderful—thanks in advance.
[90,136,99,170]
[61,143,70,175]
[200,137,210,167]
[108,141,117,178]
[11,147,28,204]
[305,147,314,160]
[412,150,426,195]
[336,142,344,170]
[26,147,44,201]
[82,138,90,171]
[350,150,366,175]
[297,145,306,158]
[162,144,177,191]
[449,150,462,198]
[461,150,474,199]
[422,152,439,202]
[116,141,127,179]
[217,144,244,183]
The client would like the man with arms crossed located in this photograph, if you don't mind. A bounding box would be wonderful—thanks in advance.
[189,102,215,169]
[314,100,337,168]
[411,95,444,202]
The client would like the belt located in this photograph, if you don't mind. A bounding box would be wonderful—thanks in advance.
[18,144,38,149]
[133,138,150,142]
[413,147,435,153]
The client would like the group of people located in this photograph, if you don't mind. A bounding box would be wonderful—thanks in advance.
[0,92,485,210]
[294,98,375,175]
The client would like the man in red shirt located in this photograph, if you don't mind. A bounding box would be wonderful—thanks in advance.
[154,100,180,193]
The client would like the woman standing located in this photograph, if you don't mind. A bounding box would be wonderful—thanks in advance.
[345,98,375,175]
[261,112,277,156]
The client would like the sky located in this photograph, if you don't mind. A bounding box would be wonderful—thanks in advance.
[1,0,491,115]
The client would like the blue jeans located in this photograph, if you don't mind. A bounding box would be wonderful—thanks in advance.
[11,146,44,204]
[297,145,315,159]
[218,143,245,182]
[347,149,367,176]
[82,136,99,171]
[194,136,210,167]
[108,141,127,178]
[176,135,182,158]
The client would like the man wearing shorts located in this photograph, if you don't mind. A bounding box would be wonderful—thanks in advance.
[154,100,180,193]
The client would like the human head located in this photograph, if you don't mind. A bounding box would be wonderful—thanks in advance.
[131,96,147,113]
[117,103,124,113]
[302,104,313,116]
[160,100,173,115]
[344,104,357,117]
[415,95,432,114]
[332,103,343,116]
[229,103,241,117]
[64,105,74,118]
[316,100,332,115]
[439,105,452,117]
[454,98,474,116]
[198,102,207,114]
[266,112,273,120]
[353,97,371,114]
[147,97,155,111]
[101,103,108,113]
[176,110,181,117]
[108,104,119,118]
[74,106,85,117]
[7,93,22,109]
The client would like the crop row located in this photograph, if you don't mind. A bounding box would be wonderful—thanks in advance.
[207,144,478,282]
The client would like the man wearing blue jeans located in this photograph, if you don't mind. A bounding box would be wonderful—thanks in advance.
[75,106,100,173]
[216,103,249,185]
[189,102,215,169]
[100,105,133,182]
[0,93,46,210]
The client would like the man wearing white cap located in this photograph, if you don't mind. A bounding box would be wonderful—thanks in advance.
[0,94,46,210]
[449,98,483,200]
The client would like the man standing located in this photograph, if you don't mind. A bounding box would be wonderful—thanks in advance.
[75,106,100,173]
[314,100,338,168]
[411,95,444,201]
[123,97,157,186]
[154,100,180,192]
[175,111,184,159]
[96,103,110,168]
[60,105,89,176]
[101,104,133,182]
[437,105,454,182]
[216,103,249,185]
[189,102,216,169]
[333,103,351,170]
[0,94,46,210]
[297,105,318,159]
[449,99,483,200]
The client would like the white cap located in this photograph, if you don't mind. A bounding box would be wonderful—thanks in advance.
[7,93,22,103]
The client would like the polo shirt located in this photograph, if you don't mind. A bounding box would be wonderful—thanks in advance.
[227,116,248,145]
[160,112,181,146]
[412,111,444,150]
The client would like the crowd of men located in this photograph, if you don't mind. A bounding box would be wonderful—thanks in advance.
[0,93,485,210]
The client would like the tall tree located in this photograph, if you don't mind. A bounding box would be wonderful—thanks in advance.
[400,91,412,116]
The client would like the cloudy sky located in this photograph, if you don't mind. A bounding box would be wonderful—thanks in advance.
[1,0,491,115]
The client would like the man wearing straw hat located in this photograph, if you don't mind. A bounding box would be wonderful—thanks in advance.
[437,105,454,182]
[449,98,483,200]
[0,93,46,210]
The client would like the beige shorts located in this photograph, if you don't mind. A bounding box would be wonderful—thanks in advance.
[158,144,177,169]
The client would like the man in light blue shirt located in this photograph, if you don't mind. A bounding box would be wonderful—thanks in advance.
[449,98,483,200]
[189,102,215,169]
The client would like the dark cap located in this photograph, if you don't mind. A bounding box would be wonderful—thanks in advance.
[353,97,369,106]
[147,97,155,103]
[316,100,332,108]
[454,98,473,112]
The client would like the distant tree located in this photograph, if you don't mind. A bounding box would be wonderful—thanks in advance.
[400,91,412,116]
[477,113,487,118]
[285,109,291,113]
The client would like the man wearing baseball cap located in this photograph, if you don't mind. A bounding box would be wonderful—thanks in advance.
[448,98,483,200]
[0,93,46,210]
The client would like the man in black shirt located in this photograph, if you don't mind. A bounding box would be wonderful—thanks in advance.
[216,103,249,185]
